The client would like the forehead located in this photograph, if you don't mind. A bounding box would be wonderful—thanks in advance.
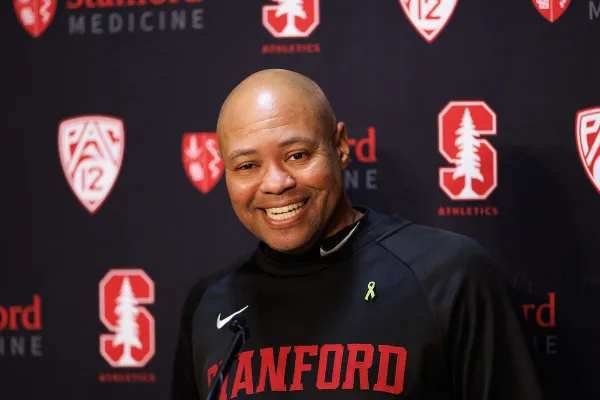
[219,95,323,154]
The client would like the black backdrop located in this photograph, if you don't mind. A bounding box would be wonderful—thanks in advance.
[1,0,599,399]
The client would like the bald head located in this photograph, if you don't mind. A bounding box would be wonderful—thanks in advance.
[216,69,336,142]
[216,69,354,254]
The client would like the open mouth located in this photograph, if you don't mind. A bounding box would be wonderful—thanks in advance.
[262,199,308,221]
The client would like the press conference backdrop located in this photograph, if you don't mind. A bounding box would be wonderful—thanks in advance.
[1,0,599,398]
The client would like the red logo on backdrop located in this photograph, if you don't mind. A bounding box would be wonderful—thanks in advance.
[576,107,600,195]
[438,101,498,200]
[263,0,320,38]
[99,269,155,368]
[58,115,125,214]
[532,0,571,22]
[0,295,42,331]
[182,133,224,194]
[398,0,458,43]
[13,0,56,38]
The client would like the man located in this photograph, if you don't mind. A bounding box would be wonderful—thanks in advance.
[171,69,543,399]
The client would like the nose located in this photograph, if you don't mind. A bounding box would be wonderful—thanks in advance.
[259,163,295,195]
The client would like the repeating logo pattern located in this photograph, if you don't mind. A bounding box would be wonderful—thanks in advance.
[576,107,600,194]
[13,0,56,37]
[58,116,125,214]
[532,0,571,22]
[438,101,498,200]
[398,0,458,43]
[182,133,224,194]
[99,269,155,368]
[262,0,320,38]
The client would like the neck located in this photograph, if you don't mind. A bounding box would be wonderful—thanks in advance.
[322,195,360,240]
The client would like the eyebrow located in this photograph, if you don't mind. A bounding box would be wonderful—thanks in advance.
[227,135,314,162]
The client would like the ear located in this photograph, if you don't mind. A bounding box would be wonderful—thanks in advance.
[334,122,351,169]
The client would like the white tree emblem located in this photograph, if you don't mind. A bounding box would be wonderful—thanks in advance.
[274,0,307,37]
[112,277,143,367]
[452,108,484,199]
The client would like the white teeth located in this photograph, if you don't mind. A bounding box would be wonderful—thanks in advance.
[265,201,306,221]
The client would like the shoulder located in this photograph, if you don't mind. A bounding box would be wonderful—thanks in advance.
[178,252,256,321]
[377,220,506,289]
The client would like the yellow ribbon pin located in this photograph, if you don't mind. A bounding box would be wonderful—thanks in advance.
[365,281,376,301]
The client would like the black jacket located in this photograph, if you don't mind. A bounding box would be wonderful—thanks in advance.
[171,207,543,399]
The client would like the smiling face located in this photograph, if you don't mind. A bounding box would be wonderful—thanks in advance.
[217,72,350,253]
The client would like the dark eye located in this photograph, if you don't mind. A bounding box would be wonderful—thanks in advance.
[238,163,254,170]
[290,152,306,161]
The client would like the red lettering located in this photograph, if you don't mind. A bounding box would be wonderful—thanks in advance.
[85,0,96,7]
[348,127,377,163]
[521,304,535,321]
[256,347,289,392]
[373,345,407,395]
[521,292,556,327]
[426,0,442,20]
[21,294,42,330]
[66,0,84,8]
[316,344,344,390]
[231,350,254,398]
[9,306,21,330]
[149,0,166,4]
[290,345,318,391]
[537,292,556,327]
[207,362,228,400]
[96,0,114,6]
[0,306,7,330]
[342,344,374,390]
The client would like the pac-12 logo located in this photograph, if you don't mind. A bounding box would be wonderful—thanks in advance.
[398,0,458,43]
[438,101,497,200]
[576,107,600,195]
[532,0,571,22]
[263,0,320,38]
[182,133,224,194]
[58,115,125,214]
[13,0,56,38]
[99,269,155,368]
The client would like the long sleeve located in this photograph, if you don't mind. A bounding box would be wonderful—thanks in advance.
[446,244,545,400]
[170,282,208,400]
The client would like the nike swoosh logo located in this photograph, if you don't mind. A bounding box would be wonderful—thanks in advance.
[216,305,249,329]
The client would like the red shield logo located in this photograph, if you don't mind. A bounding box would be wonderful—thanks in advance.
[398,0,458,43]
[58,115,125,214]
[13,0,56,38]
[576,107,600,195]
[438,101,498,200]
[99,269,155,368]
[532,0,571,22]
[263,0,320,38]
[182,133,224,194]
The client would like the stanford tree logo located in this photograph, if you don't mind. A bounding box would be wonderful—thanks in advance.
[99,269,155,368]
[438,101,498,200]
[263,0,320,38]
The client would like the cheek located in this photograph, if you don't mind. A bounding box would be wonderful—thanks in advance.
[301,159,338,190]
[226,174,257,208]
